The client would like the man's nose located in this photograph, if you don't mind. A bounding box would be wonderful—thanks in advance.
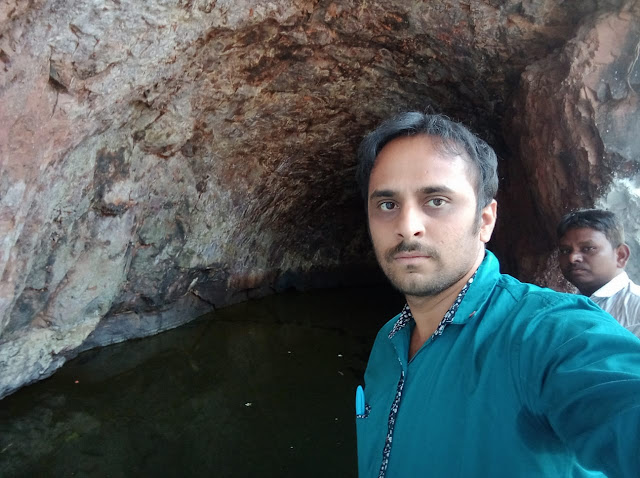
[397,206,425,238]
[569,251,583,263]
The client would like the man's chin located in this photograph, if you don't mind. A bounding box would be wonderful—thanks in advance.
[563,276,596,295]
[565,272,591,286]
[388,276,446,298]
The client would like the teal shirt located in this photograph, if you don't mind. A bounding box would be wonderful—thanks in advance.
[356,252,640,477]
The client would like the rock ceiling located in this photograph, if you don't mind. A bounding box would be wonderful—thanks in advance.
[0,0,638,397]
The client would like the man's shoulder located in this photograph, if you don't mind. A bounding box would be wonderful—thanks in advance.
[491,272,613,323]
[626,277,640,297]
[472,252,588,312]
[612,280,640,315]
[604,275,640,309]
[493,272,572,304]
[473,273,631,359]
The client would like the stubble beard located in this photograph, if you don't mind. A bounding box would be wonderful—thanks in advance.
[374,242,440,297]
[382,254,469,298]
[372,212,484,298]
[377,232,479,298]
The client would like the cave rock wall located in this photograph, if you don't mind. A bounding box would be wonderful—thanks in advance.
[1,0,637,398]
[506,3,640,288]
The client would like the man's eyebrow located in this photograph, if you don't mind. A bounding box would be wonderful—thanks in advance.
[369,185,456,201]
[559,240,597,247]
[419,186,455,195]
[369,189,396,200]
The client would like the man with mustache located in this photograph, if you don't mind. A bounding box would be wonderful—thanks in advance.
[354,112,640,478]
[557,209,640,338]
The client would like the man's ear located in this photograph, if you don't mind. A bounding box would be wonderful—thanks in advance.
[479,200,497,244]
[616,243,631,269]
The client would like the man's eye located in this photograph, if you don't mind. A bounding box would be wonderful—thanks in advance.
[427,198,446,207]
[379,202,396,211]
[582,246,596,253]
[558,248,570,255]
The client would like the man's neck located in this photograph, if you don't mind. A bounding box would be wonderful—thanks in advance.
[406,249,485,356]
[582,269,626,297]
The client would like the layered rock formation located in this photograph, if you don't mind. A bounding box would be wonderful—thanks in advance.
[1,0,638,398]
[505,4,640,288]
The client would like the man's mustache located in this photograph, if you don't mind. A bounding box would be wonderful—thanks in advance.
[385,241,439,261]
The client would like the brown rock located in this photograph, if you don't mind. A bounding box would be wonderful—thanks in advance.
[505,2,640,286]
[1,0,637,398]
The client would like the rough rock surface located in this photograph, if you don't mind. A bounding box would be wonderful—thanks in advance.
[1,0,637,398]
[505,3,640,288]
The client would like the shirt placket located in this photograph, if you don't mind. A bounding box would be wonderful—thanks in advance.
[376,275,476,478]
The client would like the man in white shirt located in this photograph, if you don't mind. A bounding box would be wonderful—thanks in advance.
[557,209,640,337]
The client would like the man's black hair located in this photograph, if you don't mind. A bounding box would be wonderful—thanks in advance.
[557,209,625,247]
[356,112,499,214]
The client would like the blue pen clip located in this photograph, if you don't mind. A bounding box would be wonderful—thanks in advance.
[355,385,365,416]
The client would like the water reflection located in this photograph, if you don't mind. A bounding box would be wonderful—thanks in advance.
[0,286,401,477]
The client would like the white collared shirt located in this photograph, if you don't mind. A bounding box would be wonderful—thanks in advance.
[591,271,640,338]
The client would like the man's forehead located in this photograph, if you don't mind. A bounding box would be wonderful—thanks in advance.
[378,134,467,159]
[560,227,609,243]
[368,139,480,213]
[374,136,470,169]
[373,135,477,182]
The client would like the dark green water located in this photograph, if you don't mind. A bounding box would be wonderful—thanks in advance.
[0,286,401,478]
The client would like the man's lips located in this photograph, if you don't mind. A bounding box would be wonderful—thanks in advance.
[394,253,431,260]
[567,267,590,274]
